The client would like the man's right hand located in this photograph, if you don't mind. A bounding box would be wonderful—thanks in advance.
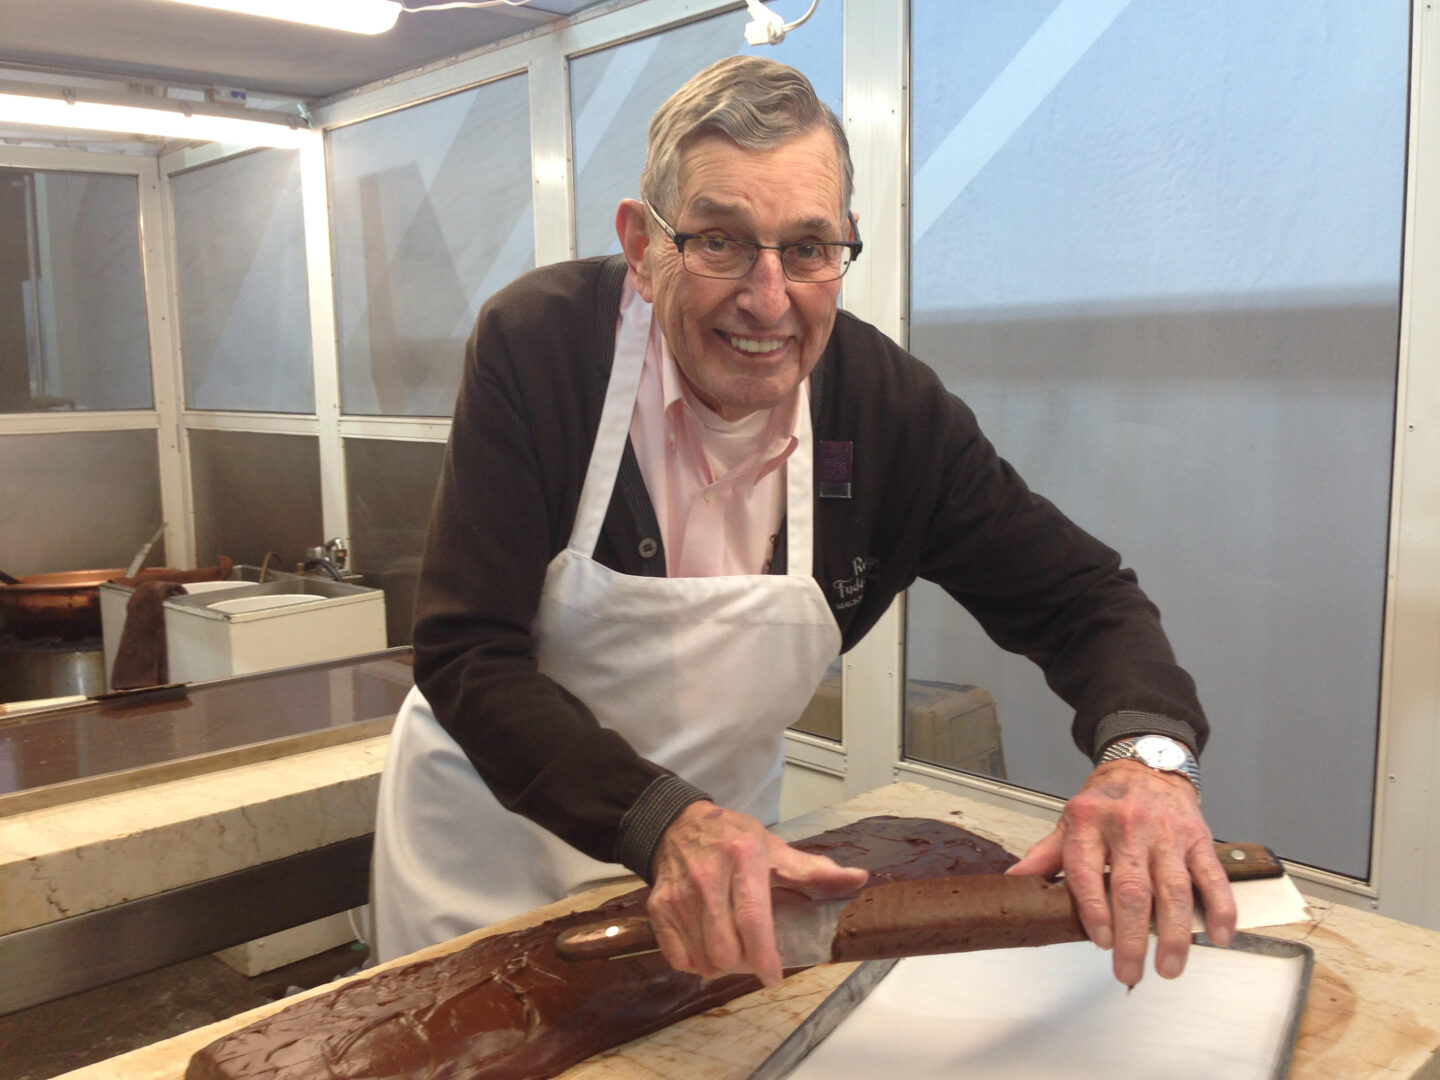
[647,801,870,987]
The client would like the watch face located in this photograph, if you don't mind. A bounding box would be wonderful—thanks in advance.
[1134,735,1187,770]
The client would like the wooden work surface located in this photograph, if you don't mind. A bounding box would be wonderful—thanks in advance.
[56,782,1440,1080]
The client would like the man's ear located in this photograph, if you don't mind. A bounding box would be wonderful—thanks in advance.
[616,199,655,301]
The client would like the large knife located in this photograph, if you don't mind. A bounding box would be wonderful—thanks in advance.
[555,840,1283,969]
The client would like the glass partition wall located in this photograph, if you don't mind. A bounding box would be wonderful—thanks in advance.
[167,147,322,576]
[170,149,315,415]
[0,153,173,576]
[0,168,153,414]
[2,0,1436,928]
[325,72,537,633]
[327,74,535,419]
[905,0,1409,882]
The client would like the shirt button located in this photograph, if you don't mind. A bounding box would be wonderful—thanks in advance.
[638,538,659,559]
[704,490,717,502]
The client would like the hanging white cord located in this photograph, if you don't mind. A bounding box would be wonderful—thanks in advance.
[743,0,820,45]
[782,0,820,33]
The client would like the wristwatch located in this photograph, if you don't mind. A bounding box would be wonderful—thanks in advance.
[1098,734,1202,801]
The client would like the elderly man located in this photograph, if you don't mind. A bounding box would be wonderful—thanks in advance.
[372,54,1235,990]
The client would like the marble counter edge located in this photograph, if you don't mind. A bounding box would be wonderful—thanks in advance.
[0,735,390,935]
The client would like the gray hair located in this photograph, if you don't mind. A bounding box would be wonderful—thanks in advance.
[641,55,853,221]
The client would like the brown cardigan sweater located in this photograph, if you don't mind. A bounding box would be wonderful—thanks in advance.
[411,256,1206,877]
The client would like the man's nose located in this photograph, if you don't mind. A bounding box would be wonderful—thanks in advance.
[737,248,791,322]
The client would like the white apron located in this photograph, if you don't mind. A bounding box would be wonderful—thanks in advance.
[372,294,842,962]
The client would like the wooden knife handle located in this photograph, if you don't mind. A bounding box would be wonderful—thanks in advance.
[1213,841,1284,881]
[555,915,658,962]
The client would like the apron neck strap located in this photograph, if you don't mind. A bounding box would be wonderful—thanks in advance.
[570,290,816,578]
[784,382,815,577]
[569,289,651,556]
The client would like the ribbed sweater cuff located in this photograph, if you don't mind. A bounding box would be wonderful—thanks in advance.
[1091,710,1200,763]
[614,774,712,882]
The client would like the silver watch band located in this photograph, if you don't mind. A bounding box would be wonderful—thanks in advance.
[1099,734,1202,801]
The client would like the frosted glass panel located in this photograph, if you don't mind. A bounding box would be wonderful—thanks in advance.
[188,429,322,571]
[171,149,314,413]
[0,431,162,575]
[0,168,151,412]
[344,437,445,646]
[328,73,534,417]
[570,0,842,258]
[907,1,1406,879]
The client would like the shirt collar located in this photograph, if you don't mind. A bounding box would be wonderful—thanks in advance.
[655,328,803,484]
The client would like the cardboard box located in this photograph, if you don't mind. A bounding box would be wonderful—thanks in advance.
[793,675,1006,779]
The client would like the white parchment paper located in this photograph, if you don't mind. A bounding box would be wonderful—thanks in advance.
[786,939,1306,1080]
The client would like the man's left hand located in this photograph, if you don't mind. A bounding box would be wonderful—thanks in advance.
[1005,760,1237,987]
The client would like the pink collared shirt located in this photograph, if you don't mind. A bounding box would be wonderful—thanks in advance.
[622,278,802,578]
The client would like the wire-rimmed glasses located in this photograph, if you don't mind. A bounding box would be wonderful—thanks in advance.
[645,201,862,283]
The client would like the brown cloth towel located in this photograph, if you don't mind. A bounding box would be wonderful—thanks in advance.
[108,558,234,689]
[110,580,188,690]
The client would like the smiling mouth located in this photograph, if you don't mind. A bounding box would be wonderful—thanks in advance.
[722,332,786,354]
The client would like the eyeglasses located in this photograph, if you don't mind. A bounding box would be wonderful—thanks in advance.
[645,201,862,283]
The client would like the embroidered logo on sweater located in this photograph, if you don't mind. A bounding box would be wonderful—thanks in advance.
[832,555,880,610]
[817,440,853,499]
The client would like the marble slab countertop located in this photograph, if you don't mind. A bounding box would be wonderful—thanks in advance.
[0,735,387,936]
[49,780,1440,1080]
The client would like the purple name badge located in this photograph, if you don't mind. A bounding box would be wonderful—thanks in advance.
[817,440,853,499]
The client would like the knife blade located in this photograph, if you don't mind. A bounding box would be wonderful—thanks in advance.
[553,840,1283,969]
[125,522,167,578]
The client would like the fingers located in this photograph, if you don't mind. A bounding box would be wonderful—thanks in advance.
[1104,849,1154,987]
[1188,838,1238,949]
[1005,829,1063,879]
[731,846,783,986]
[650,859,768,983]
[648,803,767,982]
[1047,759,1221,986]
[649,802,854,987]
[646,900,696,975]
[770,843,871,895]
[1056,830,1116,953]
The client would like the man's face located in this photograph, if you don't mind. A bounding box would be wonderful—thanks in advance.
[634,128,847,421]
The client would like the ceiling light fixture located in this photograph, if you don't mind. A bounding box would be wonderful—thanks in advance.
[165,0,403,36]
[0,87,311,148]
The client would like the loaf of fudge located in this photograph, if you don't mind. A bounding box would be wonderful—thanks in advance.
[832,872,1085,962]
[187,815,1020,1080]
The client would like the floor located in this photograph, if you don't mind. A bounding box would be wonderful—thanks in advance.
[0,942,368,1080]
